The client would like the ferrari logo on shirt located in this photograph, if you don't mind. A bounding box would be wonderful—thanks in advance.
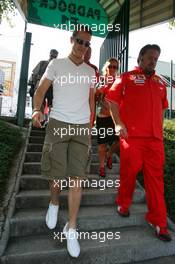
[130,74,146,84]
[134,74,146,84]
[152,76,165,85]
[137,74,146,80]
[152,76,159,82]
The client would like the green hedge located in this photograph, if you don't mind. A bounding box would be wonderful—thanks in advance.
[0,120,23,206]
[163,119,175,222]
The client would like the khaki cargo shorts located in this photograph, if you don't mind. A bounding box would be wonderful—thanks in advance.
[41,118,90,180]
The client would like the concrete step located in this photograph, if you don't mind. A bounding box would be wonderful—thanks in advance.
[20,173,121,179]
[15,188,145,210]
[25,152,117,163]
[132,256,175,264]
[2,226,175,264]
[29,136,45,144]
[31,126,46,131]
[27,143,98,153]
[10,204,147,238]
[27,143,43,152]
[30,130,46,137]
[22,162,120,175]
[19,174,121,190]
[29,136,98,145]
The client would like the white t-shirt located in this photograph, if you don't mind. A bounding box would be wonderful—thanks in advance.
[43,57,95,124]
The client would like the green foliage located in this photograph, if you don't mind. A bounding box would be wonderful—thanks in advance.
[0,0,15,21]
[0,120,23,205]
[163,119,175,222]
[168,18,175,30]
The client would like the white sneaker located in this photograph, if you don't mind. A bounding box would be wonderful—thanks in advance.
[45,202,59,229]
[63,222,80,258]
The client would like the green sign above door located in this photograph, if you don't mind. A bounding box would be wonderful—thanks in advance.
[27,0,109,37]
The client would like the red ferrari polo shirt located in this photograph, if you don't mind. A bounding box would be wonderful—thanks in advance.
[106,67,168,140]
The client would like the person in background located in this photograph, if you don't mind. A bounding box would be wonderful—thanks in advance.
[29,49,58,122]
[96,58,119,177]
[106,44,172,242]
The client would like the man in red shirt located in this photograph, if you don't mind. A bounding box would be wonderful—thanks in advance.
[106,44,172,242]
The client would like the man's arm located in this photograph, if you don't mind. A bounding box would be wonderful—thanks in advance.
[162,83,169,123]
[32,78,52,127]
[108,101,128,138]
[89,87,95,128]
[105,73,128,138]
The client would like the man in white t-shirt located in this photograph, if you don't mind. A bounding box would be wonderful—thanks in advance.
[32,25,95,258]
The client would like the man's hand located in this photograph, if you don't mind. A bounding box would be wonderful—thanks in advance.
[115,122,128,138]
[90,112,95,129]
[107,101,128,138]
[32,110,43,128]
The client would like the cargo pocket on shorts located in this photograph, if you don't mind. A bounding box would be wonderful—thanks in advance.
[41,143,52,173]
